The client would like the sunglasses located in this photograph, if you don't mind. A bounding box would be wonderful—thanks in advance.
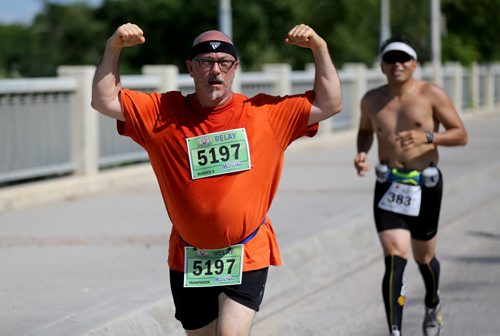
[382,52,414,64]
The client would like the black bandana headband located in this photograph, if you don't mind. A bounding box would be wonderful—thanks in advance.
[189,40,238,60]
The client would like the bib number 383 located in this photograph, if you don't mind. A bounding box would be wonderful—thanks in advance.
[184,245,244,287]
[378,182,422,217]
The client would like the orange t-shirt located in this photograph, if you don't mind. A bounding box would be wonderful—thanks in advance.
[118,89,317,271]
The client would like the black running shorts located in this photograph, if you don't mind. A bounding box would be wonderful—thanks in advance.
[169,267,268,330]
[373,170,443,241]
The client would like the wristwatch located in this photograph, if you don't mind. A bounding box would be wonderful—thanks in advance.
[426,131,434,144]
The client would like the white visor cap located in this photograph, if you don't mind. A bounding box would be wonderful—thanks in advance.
[380,42,418,60]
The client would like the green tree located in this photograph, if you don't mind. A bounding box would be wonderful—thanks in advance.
[29,2,106,76]
[390,0,432,62]
[231,0,302,70]
[232,0,380,69]
[0,0,498,78]
[304,0,380,66]
[0,25,33,77]
[95,0,219,73]
[442,0,500,65]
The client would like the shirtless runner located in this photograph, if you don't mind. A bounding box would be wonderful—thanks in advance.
[354,36,468,336]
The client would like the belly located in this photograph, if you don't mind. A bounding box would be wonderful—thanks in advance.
[379,144,439,170]
[165,178,268,249]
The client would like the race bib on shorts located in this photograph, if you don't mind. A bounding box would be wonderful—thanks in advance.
[378,182,422,217]
[186,128,251,179]
[184,245,244,287]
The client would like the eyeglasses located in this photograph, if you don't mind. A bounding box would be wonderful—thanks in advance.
[192,58,236,71]
[382,52,414,64]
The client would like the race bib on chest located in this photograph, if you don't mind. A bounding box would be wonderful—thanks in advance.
[378,182,422,217]
[184,245,244,287]
[186,128,251,179]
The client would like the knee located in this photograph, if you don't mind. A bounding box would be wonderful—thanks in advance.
[414,254,435,265]
[379,231,411,258]
[384,255,408,273]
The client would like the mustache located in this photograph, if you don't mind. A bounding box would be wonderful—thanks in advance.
[208,76,224,85]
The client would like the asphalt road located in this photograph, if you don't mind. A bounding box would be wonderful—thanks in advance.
[0,112,499,336]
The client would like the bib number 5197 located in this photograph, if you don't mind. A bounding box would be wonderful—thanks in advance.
[186,128,251,180]
[192,258,236,276]
[184,245,244,287]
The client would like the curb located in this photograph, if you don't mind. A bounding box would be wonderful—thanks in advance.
[0,163,155,212]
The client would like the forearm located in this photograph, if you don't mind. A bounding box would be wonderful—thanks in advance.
[91,41,125,121]
[311,41,342,121]
[354,130,374,175]
[357,130,374,154]
[432,128,468,147]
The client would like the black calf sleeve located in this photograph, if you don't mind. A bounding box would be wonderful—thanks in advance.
[418,256,441,308]
[382,255,407,332]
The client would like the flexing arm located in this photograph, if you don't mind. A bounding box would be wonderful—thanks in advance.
[285,24,342,125]
[354,96,375,176]
[91,23,146,121]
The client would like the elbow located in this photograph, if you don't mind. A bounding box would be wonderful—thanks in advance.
[457,128,469,146]
[91,97,124,121]
[324,97,343,118]
[333,101,343,116]
[91,99,106,114]
[331,92,343,116]
[327,101,342,118]
[91,96,113,115]
[460,133,469,146]
[90,99,99,111]
[90,98,113,119]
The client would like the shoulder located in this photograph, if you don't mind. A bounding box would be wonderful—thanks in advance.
[362,85,388,102]
[161,90,185,101]
[122,89,184,102]
[154,91,187,109]
[248,93,279,104]
[247,91,314,106]
[418,80,452,103]
[361,85,388,110]
[418,80,446,96]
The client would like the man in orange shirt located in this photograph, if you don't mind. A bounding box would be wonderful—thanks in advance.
[92,22,341,335]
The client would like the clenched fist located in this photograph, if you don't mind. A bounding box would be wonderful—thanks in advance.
[285,24,325,51]
[108,23,146,49]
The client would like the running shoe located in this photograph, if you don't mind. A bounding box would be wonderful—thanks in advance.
[422,304,444,336]
[390,325,401,336]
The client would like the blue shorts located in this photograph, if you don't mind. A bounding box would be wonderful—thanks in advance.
[373,169,443,241]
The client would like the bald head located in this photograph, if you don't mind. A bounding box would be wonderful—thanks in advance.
[189,30,238,60]
[192,30,233,46]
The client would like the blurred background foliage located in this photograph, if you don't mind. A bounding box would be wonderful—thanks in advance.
[0,0,498,77]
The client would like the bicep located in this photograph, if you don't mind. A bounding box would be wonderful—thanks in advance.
[308,101,323,125]
[103,95,125,121]
[91,77,125,121]
[308,99,339,125]
[430,86,463,130]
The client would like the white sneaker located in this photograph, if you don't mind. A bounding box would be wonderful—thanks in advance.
[422,304,444,336]
[390,325,401,336]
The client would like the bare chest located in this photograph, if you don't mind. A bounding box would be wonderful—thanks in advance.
[371,97,434,134]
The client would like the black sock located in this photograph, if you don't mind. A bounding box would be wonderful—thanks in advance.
[418,256,441,308]
[382,255,407,332]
